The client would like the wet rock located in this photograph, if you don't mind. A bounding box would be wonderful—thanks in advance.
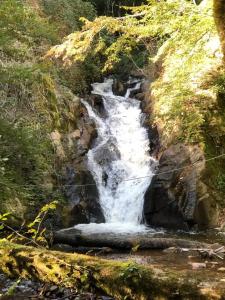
[94,140,120,167]
[135,92,145,101]
[62,166,105,226]
[78,117,97,151]
[129,79,148,99]
[49,285,58,292]
[51,99,104,228]
[51,243,74,252]
[88,94,105,115]
[144,144,219,230]
[112,79,127,96]
[147,124,160,157]
[129,88,142,99]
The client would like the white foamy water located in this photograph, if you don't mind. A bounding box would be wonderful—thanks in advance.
[75,78,157,234]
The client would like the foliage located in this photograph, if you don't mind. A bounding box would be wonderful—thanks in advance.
[0,201,58,247]
[49,0,223,144]
[89,0,144,16]
[0,119,53,207]
[119,263,142,282]
[0,213,11,231]
[213,0,225,60]
[25,200,58,245]
[216,173,225,191]
[0,0,58,57]
[0,0,100,219]
[41,0,96,34]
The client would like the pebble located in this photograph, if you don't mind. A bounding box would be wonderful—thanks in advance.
[218,267,225,272]
[49,285,58,292]
[189,262,207,270]
[0,273,115,299]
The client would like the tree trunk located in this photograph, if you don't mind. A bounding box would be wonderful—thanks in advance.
[53,228,209,249]
[214,0,225,60]
[0,241,225,299]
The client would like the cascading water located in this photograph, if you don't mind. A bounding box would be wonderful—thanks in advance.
[75,78,157,234]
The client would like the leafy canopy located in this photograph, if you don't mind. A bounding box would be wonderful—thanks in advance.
[48,0,214,72]
[48,0,222,146]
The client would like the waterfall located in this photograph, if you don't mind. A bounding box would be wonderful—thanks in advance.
[75,78,157,234]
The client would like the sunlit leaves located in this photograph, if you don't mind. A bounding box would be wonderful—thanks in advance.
[48,0,223,143]
[48,0,215,72]
[0,201,58,247]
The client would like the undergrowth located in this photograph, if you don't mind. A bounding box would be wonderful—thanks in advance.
[0,0,99,221]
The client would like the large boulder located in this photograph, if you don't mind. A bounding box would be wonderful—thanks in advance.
[93,138,120,167]
[144,144,219,230]
[112,79,127,96]
[51,103,105,228]
[87,94,105,115]
[62,166,105,227]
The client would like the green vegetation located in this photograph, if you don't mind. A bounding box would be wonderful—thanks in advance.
[49,0,221,143]
[0,0,97,221]
[0,201,58,247]
[41,0,96,34]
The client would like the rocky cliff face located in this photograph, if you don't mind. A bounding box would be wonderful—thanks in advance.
[144,144,219,230]
[51,95,106,228]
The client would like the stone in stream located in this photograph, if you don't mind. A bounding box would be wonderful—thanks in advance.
[93,139,121,167]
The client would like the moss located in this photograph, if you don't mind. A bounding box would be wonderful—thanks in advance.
[0,241,224,299]
[198,70,225,206]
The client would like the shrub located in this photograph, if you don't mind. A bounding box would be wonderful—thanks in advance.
[41,0,96,33]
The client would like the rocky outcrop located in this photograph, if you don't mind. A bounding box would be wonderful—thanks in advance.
[112,79,127,96]
[144,144,219,230]
[61,167,105,226]
[88,94,105,115]
[112,78,143,97]
[94,139,120,167]
[51,99,105,228]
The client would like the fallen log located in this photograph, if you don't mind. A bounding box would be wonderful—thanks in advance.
[0,240,225,299]
[53,228,210,250]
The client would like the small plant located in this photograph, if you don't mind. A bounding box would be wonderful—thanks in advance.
[0,201,58,247]
[26,200,58,245]
[216,174,225,191]
[119,263,142,282]
[0,213,11,231]
[5,279,21,296]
